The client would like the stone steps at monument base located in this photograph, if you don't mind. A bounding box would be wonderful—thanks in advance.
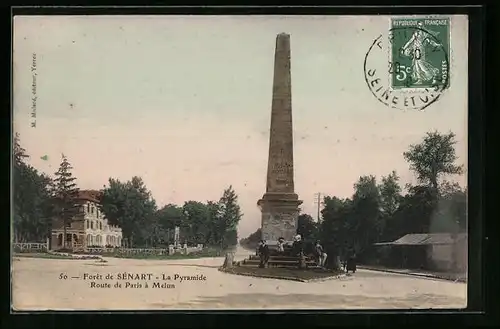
[235,261,320,269]
[248,255,315,262]
[238,259,317,267]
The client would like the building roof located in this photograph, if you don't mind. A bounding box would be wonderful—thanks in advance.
[374,233,467,246]
[75,190,102,203]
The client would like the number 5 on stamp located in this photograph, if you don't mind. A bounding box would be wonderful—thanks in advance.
[391,17,450,90]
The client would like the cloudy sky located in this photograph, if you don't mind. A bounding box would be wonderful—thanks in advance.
[13,15,468,237]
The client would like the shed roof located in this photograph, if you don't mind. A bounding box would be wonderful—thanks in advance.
[374,233,467,246]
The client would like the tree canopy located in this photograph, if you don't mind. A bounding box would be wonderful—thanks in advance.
[14,130,465,259]
[13,133,53,243]
[403,131,463,190]
[52,154,81,247]
[241,130,466,266]
[13,134,245,250]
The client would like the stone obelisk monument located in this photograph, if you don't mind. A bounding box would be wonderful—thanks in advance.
[258,33,302,242]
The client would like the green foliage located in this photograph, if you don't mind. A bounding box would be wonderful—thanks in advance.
[297,214,318,241]
[99,176,157,247]
[403,131,463,189]
[13,133,54,243]
[52,154,81,246]
[175,186,242,248]
[98,182,242,249]
[14,128,465,267]
[378,170,402,217]
[154,204,183,244]
[181,200,211,244]
[317,131,466,264]
[216,186,243,248]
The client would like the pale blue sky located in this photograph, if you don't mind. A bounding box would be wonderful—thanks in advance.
[13,15,468,237]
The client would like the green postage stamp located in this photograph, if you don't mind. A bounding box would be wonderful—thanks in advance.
[390,17,450,90]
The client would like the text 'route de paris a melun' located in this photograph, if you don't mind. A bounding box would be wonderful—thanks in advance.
[59,272,207,289]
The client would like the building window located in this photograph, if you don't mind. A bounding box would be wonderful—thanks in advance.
[91,206,94,214]
[96,209,99,218]
[99,222,102,230]
[87,203,90,213]
[91,221,94,229]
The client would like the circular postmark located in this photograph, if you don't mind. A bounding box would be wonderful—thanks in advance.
[364,23,450,111]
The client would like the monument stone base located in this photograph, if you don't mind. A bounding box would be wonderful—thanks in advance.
[258,193,303,242]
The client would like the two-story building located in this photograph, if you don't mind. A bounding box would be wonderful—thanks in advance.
[51,190,123,250]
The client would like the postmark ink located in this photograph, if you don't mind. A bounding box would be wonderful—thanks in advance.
[364,17,450,111]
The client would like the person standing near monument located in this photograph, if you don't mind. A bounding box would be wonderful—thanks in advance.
[346,250,357,274]
[258,240,270,268]
[315,240,328,268]
[292,234,307,269]
[277,237,285,254]
[292,235,304,256]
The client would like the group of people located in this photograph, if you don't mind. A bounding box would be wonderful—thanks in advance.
[257,235,329,269]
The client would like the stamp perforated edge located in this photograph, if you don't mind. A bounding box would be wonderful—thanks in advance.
[387,15,451,94]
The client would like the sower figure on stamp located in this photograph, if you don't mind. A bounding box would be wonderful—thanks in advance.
[400,21,442,85]
[258,240,270,268]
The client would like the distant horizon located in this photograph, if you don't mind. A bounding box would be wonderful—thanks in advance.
[13,15,468,238]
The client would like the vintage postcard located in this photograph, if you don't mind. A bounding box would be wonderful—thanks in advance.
[12,14,468,311]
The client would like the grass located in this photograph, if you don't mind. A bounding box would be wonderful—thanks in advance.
[220,266,344,282]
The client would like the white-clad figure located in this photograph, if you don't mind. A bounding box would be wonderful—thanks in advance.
[400,21,442,85]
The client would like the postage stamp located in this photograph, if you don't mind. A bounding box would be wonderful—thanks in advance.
[390,17,450,90]
[364,16,451,111]
[12,14,468,312]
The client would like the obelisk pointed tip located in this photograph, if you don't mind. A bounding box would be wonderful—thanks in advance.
[277,32,290,38]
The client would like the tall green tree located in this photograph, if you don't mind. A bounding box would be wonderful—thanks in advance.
[393,185,438,235]
[216,186,243,249]
[401,131,464,237]
[351,175,382,257]
[378,171,402,217]
[155,204,183,244]
[181,201,211,244]
[297,214,317,241]
[99,176,157,247]
[13,134,54,242]
[430,181,467,233]
[320,196,352,260]
[52,154,80,248]
[377,171,402,240]
[205,201,223,246]
[13,132,29,164]
[403,131,463,191]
